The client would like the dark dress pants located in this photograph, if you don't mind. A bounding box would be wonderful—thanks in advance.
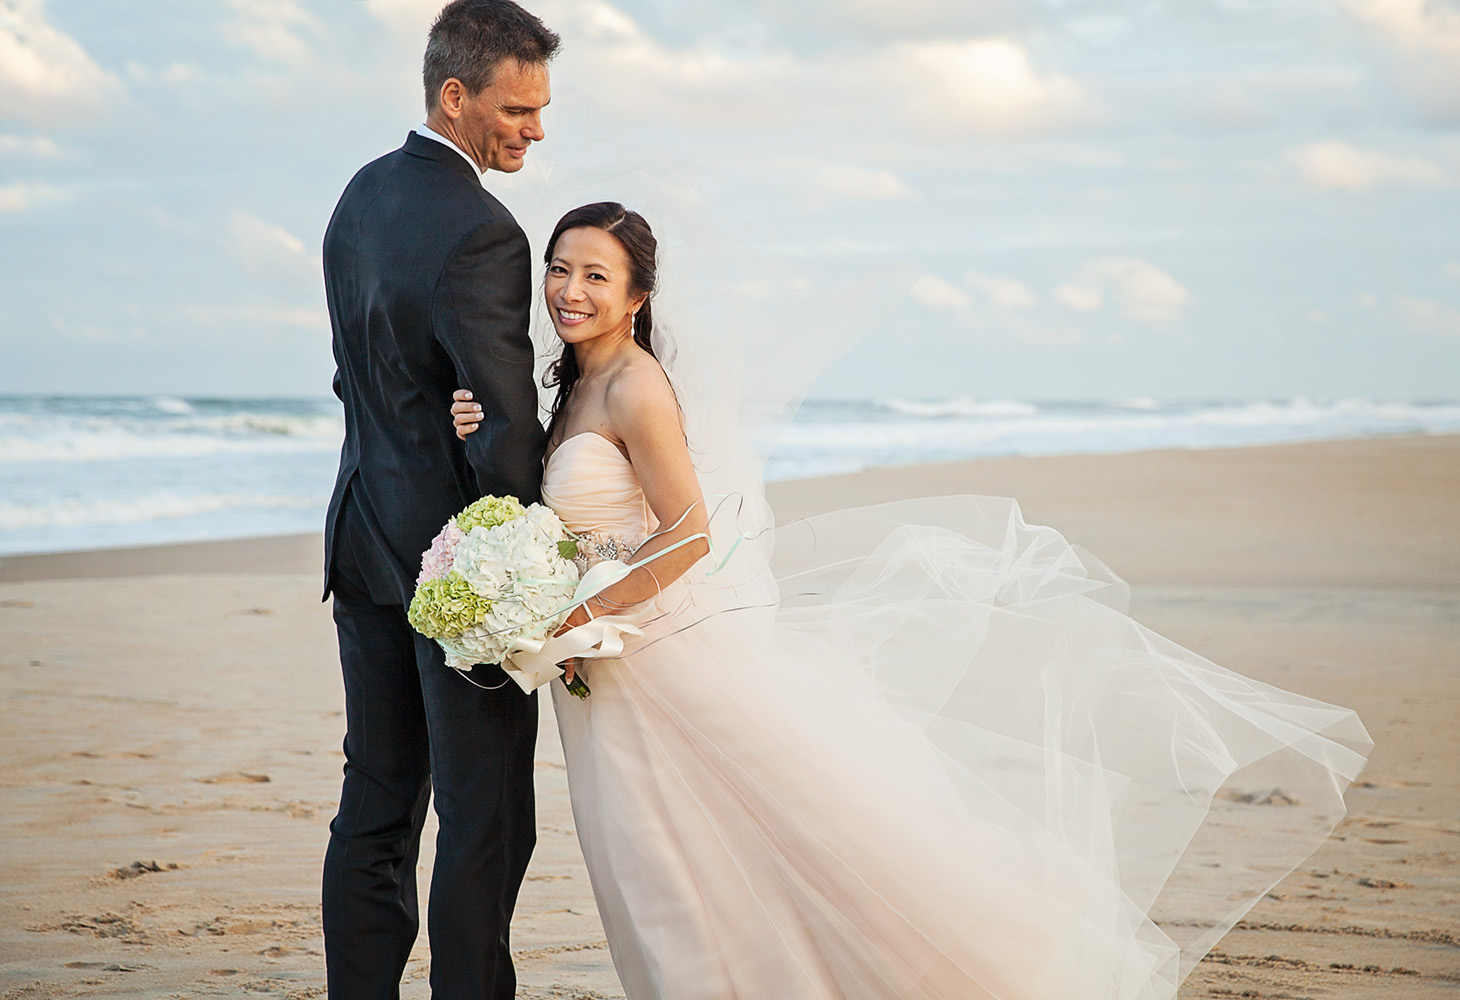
[323,501,538,1000]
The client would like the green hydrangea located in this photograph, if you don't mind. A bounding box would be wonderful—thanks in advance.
[456,494,527,534]
[407,572,492,639]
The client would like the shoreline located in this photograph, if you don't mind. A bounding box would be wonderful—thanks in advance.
[5,434,1457,588]
[2,434,1457,999]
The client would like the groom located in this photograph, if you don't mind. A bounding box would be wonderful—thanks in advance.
[320,2,556,997]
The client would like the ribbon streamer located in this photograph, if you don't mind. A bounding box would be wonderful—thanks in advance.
[501,607,647,694]
[498,558,649,693]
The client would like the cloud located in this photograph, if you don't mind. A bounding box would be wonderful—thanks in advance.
[1011,322,1085,346]
[910,274,973,310]
[895,38,1089,134]
[0,132,58,156]
[1445,261,1460,279]
[542,5,1087,139]
[758,0,1034,41]
[1055,283,1102,312]
[223,211,317,278]
[0,180,69,212]
[359,0,442,34]
[1396,295,1460,338]
[170,302,330,334]
[965,272,1036,309]
[0,0,122,124]
[125,60,202,86]
[1057,258,1190,324]
[812,164,911,201]
[490,1,809,135]
[48,314,122,342]
[1337,0,1460,119]
[1289,140,1447,191]
[581,2,788,90]
[224,0,319,63]
[1341,0,1460,51]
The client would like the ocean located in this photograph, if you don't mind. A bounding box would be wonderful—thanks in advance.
[2,394,1457,556]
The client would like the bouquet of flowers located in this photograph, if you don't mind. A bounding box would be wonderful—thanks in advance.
[408,495,591,698]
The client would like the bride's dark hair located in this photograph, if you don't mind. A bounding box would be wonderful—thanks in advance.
[542,202,658,435]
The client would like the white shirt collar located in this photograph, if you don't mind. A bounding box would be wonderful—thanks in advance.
[414,123,484,184]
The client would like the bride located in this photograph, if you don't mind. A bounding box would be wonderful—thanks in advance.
[450,201,1371,1000]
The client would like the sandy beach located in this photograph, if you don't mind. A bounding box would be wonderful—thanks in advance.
[2,435,1457,999]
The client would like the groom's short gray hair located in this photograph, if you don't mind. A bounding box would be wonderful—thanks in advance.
[423,0,560,111]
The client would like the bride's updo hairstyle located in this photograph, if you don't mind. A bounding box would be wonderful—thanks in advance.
[542,202,659,433]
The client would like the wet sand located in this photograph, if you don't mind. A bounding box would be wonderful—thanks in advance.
[2,435,1457,998]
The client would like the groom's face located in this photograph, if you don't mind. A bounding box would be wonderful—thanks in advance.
[461,58,551,173]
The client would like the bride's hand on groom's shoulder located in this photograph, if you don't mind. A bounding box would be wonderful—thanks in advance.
[451,389,483,440]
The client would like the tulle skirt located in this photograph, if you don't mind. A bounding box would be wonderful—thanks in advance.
[551,495,1371,1000]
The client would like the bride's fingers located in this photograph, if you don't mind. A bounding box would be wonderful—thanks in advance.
[563,659,577,684]
[450,398,484,439]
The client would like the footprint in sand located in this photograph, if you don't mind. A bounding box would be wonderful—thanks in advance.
[64,962,153,972]
[33,912,145,941]
[69,750,157,760]
[104,860,180,880]
[1217,787,1301,806]
[197,772,271,784]
[1356,875,1414,888]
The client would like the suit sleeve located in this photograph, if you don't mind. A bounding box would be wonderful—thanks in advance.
[431,219,547,502]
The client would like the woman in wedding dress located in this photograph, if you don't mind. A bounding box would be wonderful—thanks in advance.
[452,201,1371,1000]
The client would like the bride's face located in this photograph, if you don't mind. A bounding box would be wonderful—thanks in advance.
[545,227,645,345]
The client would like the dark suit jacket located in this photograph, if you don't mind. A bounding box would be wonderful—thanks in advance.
[322,131,547,604]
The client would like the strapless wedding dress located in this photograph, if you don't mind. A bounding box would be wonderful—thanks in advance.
[540,431,1370,1000]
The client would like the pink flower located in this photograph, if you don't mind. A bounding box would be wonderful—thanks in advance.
[416,520,464,586]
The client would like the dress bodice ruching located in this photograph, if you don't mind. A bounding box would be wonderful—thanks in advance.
[540,432,652,542]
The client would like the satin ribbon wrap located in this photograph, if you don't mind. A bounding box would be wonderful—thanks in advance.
[499,558,648,695]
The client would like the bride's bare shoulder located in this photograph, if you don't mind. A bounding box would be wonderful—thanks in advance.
[604,356,681,435]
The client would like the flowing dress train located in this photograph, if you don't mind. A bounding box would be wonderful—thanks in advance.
[541,430,1371,1000]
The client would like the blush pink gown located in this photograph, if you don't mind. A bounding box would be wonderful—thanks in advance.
[540,431,1370,1000]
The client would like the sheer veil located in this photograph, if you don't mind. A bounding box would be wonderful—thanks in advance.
[499,141,1371,997]
[503,145,912,615]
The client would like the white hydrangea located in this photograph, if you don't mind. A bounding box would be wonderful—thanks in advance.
[440,503,581,669]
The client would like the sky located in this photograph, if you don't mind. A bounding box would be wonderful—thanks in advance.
[1,0,1457,401]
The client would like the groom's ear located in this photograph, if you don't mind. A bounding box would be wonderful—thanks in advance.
[435,78,467,119]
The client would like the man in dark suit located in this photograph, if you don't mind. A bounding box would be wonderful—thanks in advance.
[319,3,557,997]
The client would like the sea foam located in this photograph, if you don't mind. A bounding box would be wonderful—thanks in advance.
[2,394,1458,554]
